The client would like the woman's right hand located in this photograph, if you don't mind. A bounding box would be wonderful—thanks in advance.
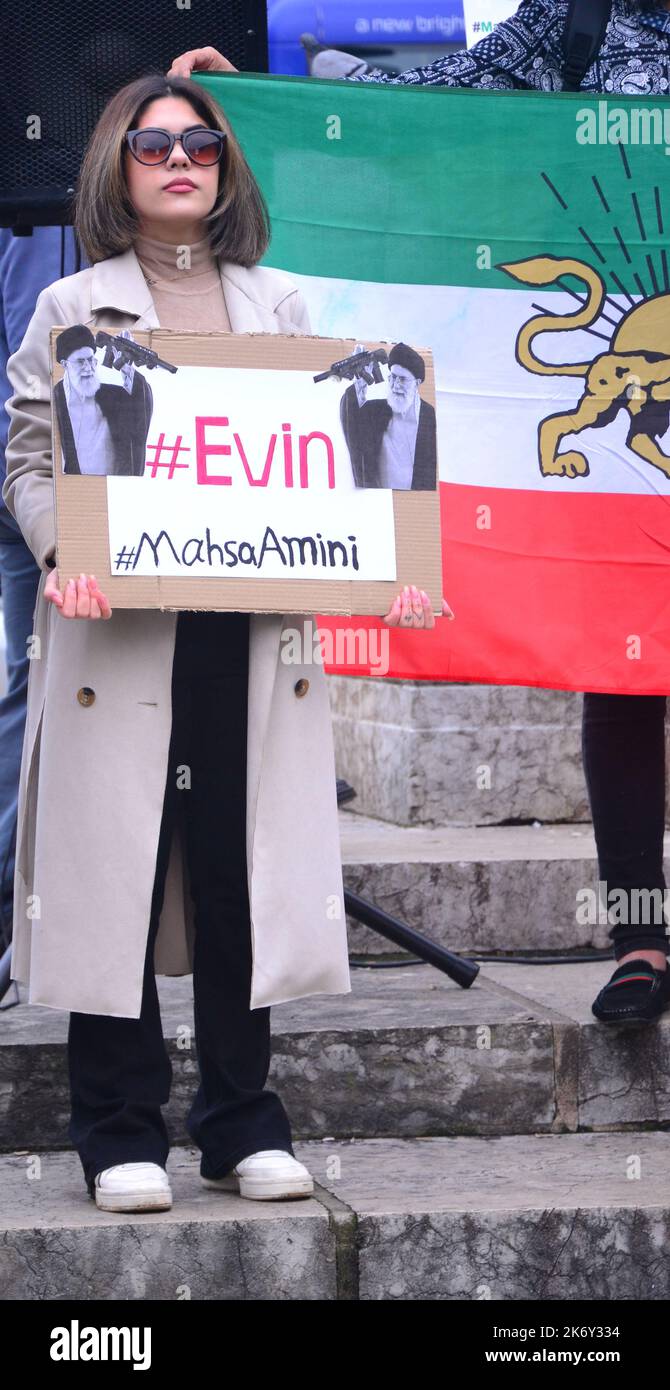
[167,47,238,79]
[45,569,112,620]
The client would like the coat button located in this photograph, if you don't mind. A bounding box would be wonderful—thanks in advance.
[294,678,310,698]
[77,687,96,706]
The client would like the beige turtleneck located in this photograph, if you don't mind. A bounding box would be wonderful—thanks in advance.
[134,231,232,332]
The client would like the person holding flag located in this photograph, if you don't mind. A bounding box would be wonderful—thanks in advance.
[168,1,670,1025]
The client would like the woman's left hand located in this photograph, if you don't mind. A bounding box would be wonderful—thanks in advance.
[383,585,454,629]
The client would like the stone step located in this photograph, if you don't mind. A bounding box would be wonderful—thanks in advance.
[1,1131,668,1299]
[3,961,670,1155]
[340,810,651,954]
[329,677,588,825]
[328,676,670,827]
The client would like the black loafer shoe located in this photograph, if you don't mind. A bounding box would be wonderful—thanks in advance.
[592,958,670,1025]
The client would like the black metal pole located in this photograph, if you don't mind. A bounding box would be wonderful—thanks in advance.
[345,889,479,988]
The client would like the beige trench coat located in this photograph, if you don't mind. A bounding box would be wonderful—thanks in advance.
[2,248,352,1018]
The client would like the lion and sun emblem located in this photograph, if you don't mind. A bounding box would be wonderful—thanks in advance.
[495,150,670,482]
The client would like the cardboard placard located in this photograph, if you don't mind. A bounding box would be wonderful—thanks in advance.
[50,328,443,615]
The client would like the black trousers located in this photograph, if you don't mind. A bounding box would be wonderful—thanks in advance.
[582,692,669,959]
[67,610,294,1195]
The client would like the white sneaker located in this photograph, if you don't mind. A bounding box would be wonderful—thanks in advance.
[201,1150,314,1200]
[93,1161,173,1213]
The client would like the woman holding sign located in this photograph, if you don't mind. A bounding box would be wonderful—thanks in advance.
[3,74,451,1215]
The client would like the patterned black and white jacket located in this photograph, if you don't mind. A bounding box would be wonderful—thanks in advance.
[348,0,670,94]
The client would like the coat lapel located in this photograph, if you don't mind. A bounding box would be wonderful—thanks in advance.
[218,262,282,333]
[91,248,160,327]
[90,248,279,334]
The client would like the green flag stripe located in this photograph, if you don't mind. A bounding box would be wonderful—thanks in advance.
[195,74,670,297]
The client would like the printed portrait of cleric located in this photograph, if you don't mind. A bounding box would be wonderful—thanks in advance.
[339,342,437,490]
[54,325,153,476]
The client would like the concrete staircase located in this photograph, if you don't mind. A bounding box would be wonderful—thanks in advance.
[1,679,669,1300]
[2,899,670,1299]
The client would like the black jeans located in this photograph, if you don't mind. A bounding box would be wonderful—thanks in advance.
[67,610,294,1196]
[582,692,669,960]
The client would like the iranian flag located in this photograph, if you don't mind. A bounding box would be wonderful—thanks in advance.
[196,74,670,693]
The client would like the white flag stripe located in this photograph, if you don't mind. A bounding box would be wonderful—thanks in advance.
[290,272,670,497]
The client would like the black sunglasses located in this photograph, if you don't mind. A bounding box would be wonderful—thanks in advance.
[125,126,228,167]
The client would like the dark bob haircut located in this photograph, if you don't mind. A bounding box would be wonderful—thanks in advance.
[74,73,270,266]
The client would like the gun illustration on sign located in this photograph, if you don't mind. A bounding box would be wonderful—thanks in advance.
[95,331,178,375]
[313,347,388,385]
